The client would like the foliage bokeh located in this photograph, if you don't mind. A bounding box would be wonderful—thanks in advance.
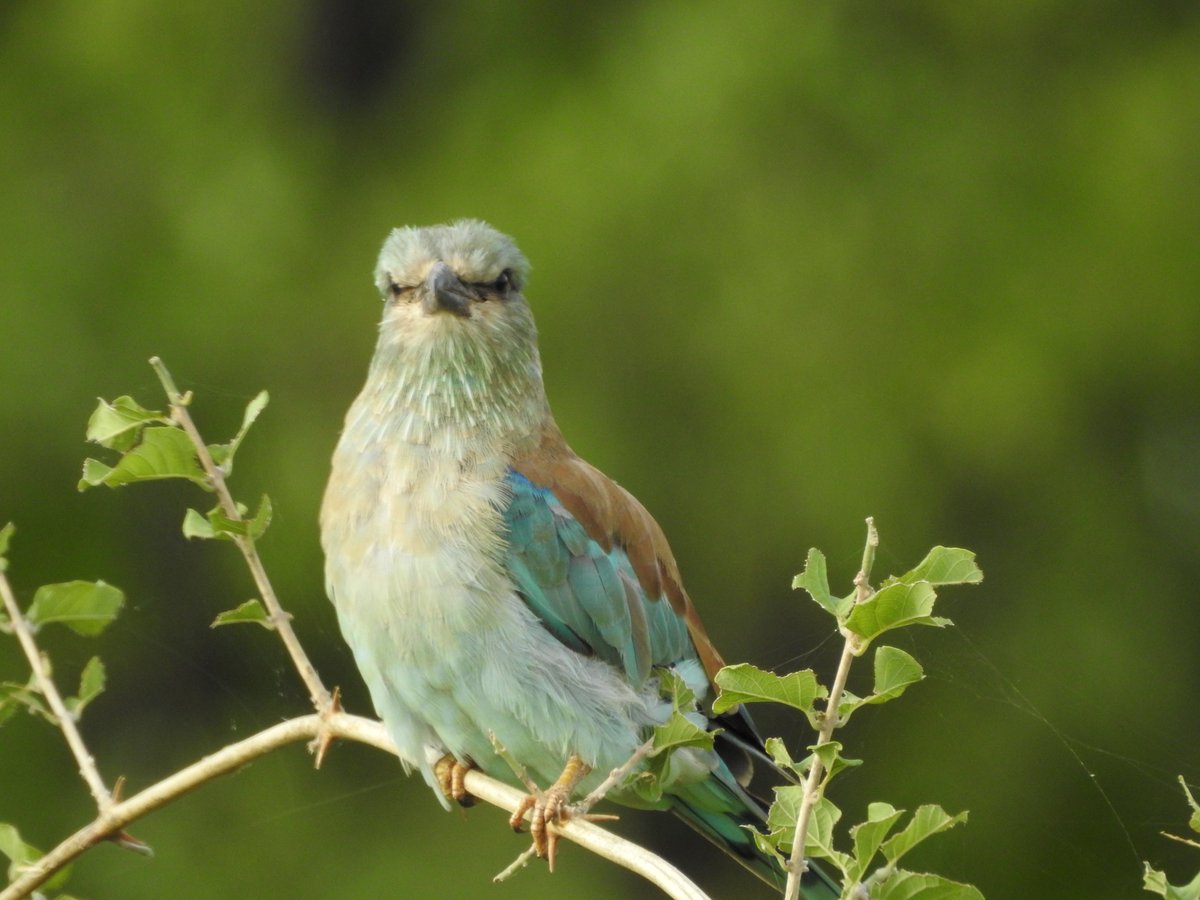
[2,2,1198,897]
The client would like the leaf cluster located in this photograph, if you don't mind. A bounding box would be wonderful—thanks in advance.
[712,542,984,898]
[1144,777,1200,900]
[2,372,275,896]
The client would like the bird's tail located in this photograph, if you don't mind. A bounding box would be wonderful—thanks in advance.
[669,766,840,899]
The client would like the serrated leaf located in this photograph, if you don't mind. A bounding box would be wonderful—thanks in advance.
[1178,775,1200,835]
[182,508,218,540]
[767,790,847,865]
[65,656,106,717]
[206,390,268,474]
[746,825,788,863]
[656,667,697,711]
[844,582,951,646]
[246,495,273,539]
[183,496,273,543]
[848,803,905,881]
[713,663,827,715]
[652,710,715,755]
[809,740,842,772]
[880,805,970,867]
[841,646,926,724]
[887,547,983,588]
[78,426,207,491]
[26,581,124,636]
[873,646,925,700]
[796,746,862,786]
[1143,864,1200,900]
[211,598,274,630]
[631,721,710,803]
[873,870,985,900]
[84,396,169,451]
[793,548,852,617]
[764,736,799,775]
[766,785,804,835]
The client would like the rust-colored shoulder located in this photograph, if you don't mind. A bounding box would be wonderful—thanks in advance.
[512,423,727,683]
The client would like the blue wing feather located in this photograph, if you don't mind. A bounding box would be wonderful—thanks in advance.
[504,469,694,686]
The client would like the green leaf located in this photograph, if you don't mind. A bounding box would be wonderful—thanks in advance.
[792,746,862,787]
[183,496,273,542]
[84,396,169,451]
[766,784,804,837]
[841,646,926,723]
[844,582,951,646]
[1143,864,1200,900]
[880,804,970,867]
[764,736,799,776]
[793,548,852,617]
[873,646,925,701]
[0,821,72,888]
[65,656,106,717]
[0,821,41,883]
[211,599,274,630]
[745,825,788,865]
[0,522,13,572]
[0,677,54,725]
[712,663,827,715]
[887,547,983,588]
[79,426,207,491]
[182,507,218,540]
[873,870,986,900]
[767,789,847,865]
[848,803,905,882]
[651,710,715,754]
[1179,775,1200,835]
[631,715,715,804]
[656,667,697,711]
[26,581,124,636]
[809,740,843,773]
[206,390,268,474]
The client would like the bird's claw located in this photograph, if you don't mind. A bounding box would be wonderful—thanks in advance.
[509,783,573,871]
[434,754,476,807]
[508,753,591,871]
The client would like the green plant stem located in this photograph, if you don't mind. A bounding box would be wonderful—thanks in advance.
[0,570,113,814]
[784,517,878,900]
[148,357,334,717]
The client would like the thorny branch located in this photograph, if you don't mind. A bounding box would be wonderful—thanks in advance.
[149,357,334,721]
[784,517,878,900]
[0,714,708,900]
[0,569,113,814]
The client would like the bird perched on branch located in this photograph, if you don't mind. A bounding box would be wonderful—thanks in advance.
[321,220,836,895]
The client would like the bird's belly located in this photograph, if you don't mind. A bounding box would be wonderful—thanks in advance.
[329,534,650,793]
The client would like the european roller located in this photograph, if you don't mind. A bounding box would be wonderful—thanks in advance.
[321,220,836,895]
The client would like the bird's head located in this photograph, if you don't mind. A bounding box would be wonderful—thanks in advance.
[365,220,545,441]
[374,218,532,333]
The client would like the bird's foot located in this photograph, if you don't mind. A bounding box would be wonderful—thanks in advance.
[509,753,591,871]
[434,754,476,808]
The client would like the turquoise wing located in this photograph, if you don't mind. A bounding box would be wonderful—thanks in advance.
[503,468,696,687]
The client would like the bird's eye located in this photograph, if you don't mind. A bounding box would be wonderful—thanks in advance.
[388,281,414,300]
[492,269,513,293]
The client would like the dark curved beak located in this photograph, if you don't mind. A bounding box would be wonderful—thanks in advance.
[423,262,474,317]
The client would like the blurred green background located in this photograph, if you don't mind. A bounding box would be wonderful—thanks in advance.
[2,2,1198,897]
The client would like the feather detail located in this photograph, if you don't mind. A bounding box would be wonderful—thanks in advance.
[512,422,727,684]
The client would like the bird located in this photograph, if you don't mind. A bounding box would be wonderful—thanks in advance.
[320,220,837,895]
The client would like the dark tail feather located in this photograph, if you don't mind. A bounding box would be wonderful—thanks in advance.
[669,770,840,898]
